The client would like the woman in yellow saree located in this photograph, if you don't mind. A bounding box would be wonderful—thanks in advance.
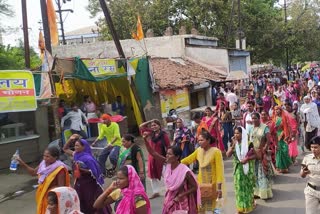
[18,146,70,214]
[181,130,225,213]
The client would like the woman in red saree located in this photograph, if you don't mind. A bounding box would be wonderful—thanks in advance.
[202,107,225,152]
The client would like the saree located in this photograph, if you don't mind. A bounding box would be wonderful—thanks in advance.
[202,117,225,151]
[249,124,273,199]
[275,117,292,170]
[174,124,195,159]
[233,127,255,213]
[36,165,70,214]
[73,140,110,214]
[117,144,146,188]
[163,164,200,214]
[116,165,151,214]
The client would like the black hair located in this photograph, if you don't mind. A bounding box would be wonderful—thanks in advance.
[119,165,129,177]
[46,146,60,159]
[199,129,216,145]
[47,191,58,205]
[307,136,320,150]
[192,112,202,120]
[151,119,161,127]
[247,100,255,106]
[168,146,183,161]
[218,92,224,96]
[70,102,77,108]
[205,107,213,112]
[123,134,135,143]
[84,95,90,100]
[234,126,243,134]
[251,112,260,119]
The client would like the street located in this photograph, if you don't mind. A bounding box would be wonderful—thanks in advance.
[0,156,307,214]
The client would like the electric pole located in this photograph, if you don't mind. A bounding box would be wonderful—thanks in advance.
[21,0,30,69]
[238,0,242,50]
[55,0,73,45]
[40,0,52,53]
[284,0,289,78]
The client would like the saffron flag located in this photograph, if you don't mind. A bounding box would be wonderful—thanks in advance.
[47,0,59,46]
[38,31,45,60]
[132,16,144,41]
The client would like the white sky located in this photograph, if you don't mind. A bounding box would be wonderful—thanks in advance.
[2,0,97,49]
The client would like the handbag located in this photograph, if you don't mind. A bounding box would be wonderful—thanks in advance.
[199,183,216,201]
[172,203,188,214]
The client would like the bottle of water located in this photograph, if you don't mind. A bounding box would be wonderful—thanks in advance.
[9,149,19,171]
[213,198,224,214]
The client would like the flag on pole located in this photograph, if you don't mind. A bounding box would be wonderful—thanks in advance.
[38,31,45,60]
[47,0,59,46]
[132,16,144,41]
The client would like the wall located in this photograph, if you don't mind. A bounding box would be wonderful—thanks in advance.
[53,36,186,59]
[35,106,50,152]
[185,47,229,72]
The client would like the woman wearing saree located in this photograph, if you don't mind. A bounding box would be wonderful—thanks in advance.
[94,165,151,214]
[226,127,256,214]
[218,102,233,151]
[262,90,273,113]
[117,134,146,189]
[46,187,83,214]
[64,136,111,214]
[260,110,277,165]
[18,147,70,214]
[249,113,273,200]
[181,130,225,213]
[202,107,225,152]
[141,134,200,214]
[173,118,195,159]
[272,106,293,173]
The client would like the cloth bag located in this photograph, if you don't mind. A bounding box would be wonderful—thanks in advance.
[200,183,216,201]
[172,203,188,214]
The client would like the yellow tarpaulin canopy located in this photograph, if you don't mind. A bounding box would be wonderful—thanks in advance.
[55,77,143,127]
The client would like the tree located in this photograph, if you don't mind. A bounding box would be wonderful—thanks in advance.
[0,0,13,17]
[0,43,41,70]
[86,0,320,66]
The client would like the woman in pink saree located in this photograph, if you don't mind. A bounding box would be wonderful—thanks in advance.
[142,132,200,213]
[202,107,225,152]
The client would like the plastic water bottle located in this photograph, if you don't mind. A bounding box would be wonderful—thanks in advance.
[213,198,224,214]
[9,149,19,171]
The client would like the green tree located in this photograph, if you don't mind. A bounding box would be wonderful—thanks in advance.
[0,0,13,17]
[0,43,41,70]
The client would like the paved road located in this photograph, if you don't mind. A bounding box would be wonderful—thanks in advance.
[0,155,307,214]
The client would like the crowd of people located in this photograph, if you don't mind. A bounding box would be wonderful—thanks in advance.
[15,70,320,214]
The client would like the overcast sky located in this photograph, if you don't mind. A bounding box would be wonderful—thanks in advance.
[2,0,97,49]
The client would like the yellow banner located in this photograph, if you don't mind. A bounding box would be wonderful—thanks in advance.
[0,71,37,113]
[160,88,190,117]
[82,59,123,77]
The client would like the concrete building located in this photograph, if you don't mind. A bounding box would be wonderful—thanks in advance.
[60,25,100,45]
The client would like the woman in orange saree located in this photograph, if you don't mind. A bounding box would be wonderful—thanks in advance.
[18,147,70,214]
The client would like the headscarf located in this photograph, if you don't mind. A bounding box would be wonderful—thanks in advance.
[235,127,250,175]
[116,165,151,214]
[46,187,83,214]
[37,160,67,184]
[73,139,104,186]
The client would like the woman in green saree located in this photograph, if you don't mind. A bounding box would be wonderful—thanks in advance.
[117,134,146,189]
[226,127,256,213]
[272,106,292,173]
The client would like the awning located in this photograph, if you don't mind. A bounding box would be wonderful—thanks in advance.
[226,70,249,81]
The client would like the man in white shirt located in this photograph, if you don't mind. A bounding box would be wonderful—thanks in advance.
[300,96,320,149]
[61,103,88,139]
[308,78,315,92]
[242,100,256,132]
[226,88,238,109]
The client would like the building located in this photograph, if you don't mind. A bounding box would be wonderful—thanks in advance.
[60,25,100,45]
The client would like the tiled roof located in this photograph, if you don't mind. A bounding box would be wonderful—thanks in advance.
[150,58,226,89]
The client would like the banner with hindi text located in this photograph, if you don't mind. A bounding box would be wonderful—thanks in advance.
[82,59,124,77]
[0,71,37,113]
[160,88,190,117]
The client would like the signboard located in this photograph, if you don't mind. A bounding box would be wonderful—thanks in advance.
[160,88,190,117]
[0,71,37,113]
[82,59,123,77]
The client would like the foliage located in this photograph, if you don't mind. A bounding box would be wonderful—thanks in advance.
[0,0,13,17]
[87,0,320,67]
[0,42,41,70]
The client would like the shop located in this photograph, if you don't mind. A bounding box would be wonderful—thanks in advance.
[0,71,49,169]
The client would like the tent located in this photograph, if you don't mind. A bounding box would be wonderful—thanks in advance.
[53,57,152,128]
